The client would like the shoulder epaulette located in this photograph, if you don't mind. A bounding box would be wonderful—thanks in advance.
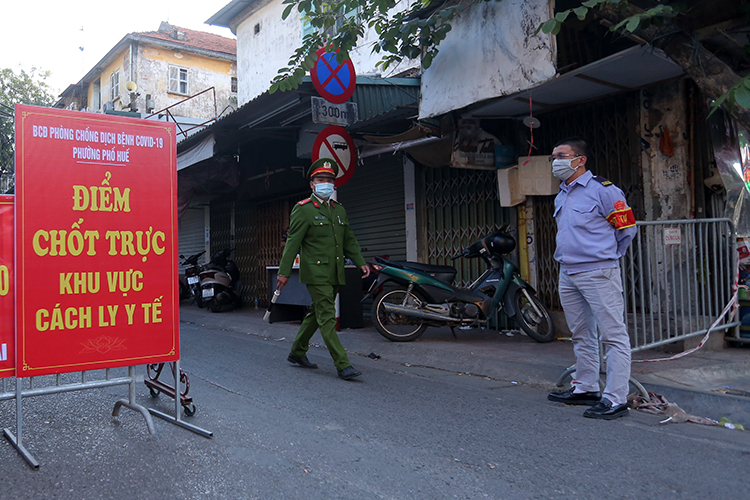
[297,198,312,205]
[592,176,612,186]
[331,200,343,207]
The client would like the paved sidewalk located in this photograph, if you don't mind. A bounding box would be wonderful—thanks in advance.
[179,303,750,423]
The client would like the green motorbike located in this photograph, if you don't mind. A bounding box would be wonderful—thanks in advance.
[364,226,556,343]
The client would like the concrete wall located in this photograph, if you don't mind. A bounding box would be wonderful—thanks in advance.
[639,81,691,220]
[419,0,556,119]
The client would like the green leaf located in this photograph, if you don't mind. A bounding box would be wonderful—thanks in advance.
[625,16,641,32]
[269,82,279,94]
[551,22,563,36]
[540,19,558,35]
[555,11,570,23]
[422,52,434,69]
[743,76,750,90]
[573,7,588,21]
[582,0,600,7]
[282,4,294,20]
[734,86,750,109]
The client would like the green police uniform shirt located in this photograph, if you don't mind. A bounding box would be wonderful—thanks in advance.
[279,195,366,285]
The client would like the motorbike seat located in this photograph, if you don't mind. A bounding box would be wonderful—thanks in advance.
[375,257,457,284]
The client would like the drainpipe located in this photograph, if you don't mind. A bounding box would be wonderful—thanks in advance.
[129,43,133,83]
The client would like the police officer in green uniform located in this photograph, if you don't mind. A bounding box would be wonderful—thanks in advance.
[277,158,370,380]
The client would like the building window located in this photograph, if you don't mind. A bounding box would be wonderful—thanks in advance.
[168,65,189,95]
[110,71,120,101]
[231,77,237,93]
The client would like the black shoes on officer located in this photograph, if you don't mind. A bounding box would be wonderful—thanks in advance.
[583,398,629,420]
[287,354,318,369]
[547,387,601,406]
[337,365,362,380]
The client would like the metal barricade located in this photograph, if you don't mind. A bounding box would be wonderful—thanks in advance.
[622,218,739,351]
[1,360,212,469]
[556,218,740,395]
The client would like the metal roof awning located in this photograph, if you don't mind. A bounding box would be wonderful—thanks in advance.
[468,45,685,118]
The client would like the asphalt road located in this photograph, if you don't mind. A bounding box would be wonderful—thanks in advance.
[1,321,749,499]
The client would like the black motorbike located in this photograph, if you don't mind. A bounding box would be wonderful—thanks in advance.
[199,249,242,312]
[179,250,205,306]
[365,226,555,343]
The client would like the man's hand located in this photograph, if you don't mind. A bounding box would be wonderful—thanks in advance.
[277,275,289,291]
[360,265,370,279]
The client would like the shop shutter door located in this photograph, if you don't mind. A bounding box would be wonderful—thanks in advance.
[178,207,206,269]
[337,156,407,262]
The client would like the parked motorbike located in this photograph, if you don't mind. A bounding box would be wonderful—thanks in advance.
[365,226,555,343]
[179,251,206,307]
[199,249,242,313]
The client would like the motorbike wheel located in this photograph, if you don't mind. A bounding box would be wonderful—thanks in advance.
[514,289,556,343]
[178,281,189,301]
[372,288,428,342]
[208,299,221,313]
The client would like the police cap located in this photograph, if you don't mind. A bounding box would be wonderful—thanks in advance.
[308,158,339,180]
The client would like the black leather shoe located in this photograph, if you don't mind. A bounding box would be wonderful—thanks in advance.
[337,365,362,380]
[548,387,601,405]
[583,398,629,420]
[287,354,318,369]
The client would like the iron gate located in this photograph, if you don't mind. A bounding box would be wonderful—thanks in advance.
[530,91,643,310]
[417,165,511,288]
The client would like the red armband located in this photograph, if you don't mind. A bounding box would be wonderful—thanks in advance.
[606,207,636,230]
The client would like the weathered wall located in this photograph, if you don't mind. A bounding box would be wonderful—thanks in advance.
[85,43,236,120]
[137,45,236,120]
[235,2,303,105]
[234,0,417,105]
[419,0,556,119]
[639,81,691,220]
[88,50,129,111]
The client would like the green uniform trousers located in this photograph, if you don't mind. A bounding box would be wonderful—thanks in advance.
[290,284,351,370]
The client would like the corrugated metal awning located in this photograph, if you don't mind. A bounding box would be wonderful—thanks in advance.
[468,45,684,118]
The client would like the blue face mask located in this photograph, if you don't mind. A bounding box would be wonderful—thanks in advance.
[314,182,335,199]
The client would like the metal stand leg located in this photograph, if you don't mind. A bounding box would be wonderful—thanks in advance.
[3,378,40,469]
[147,359,213,438]
[112,366,157,435]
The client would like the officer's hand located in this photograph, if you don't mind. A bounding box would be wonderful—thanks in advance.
[360,265,370,279]
[277,275,289,291]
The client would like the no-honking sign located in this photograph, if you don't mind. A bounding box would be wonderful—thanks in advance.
[312,126,356,188]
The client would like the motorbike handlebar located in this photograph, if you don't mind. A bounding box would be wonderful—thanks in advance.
[451,249,469,260]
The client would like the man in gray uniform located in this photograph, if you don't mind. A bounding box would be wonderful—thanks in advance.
[547,137,637,419]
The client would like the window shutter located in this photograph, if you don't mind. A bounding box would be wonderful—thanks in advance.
[169,66,179,93]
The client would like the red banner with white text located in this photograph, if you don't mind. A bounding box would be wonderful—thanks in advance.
[0,195,13,377]
[15,105,179,377]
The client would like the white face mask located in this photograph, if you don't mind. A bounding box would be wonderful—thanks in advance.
[552,157,580,181]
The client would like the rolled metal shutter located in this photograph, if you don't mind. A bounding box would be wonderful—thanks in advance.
[178,207,206,269]
[337,155,406,262]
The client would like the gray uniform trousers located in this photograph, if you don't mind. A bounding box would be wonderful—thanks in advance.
[558,267,631,406]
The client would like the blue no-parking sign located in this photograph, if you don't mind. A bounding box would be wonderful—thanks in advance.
[310,47,356,104]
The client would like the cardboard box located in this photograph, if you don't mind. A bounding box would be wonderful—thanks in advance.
[518,156,560,196]
[497,166,526,207]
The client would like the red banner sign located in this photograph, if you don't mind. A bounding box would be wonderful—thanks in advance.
[0,195,13,377]
[14,105,179,377]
